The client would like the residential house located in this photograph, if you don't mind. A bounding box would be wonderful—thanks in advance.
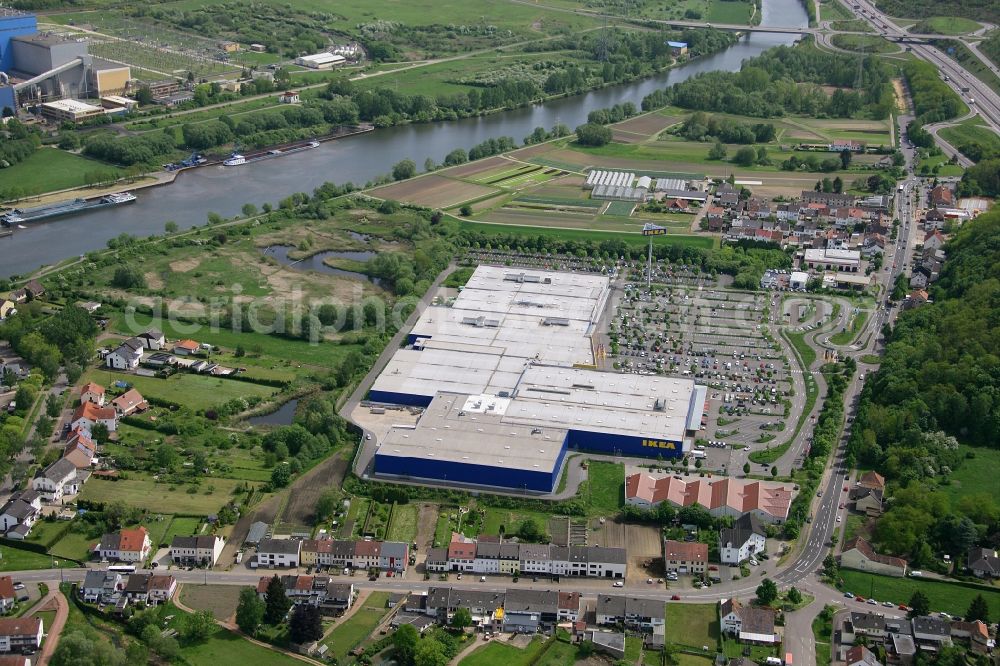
[137,329,165,350]
[912,616,951,650]
[0,301,16,321]
[851,487,883,517]
[424,548,449,573]
[930,185,954,208]
[519,543,552,576]
[70,402,117,435]
[425,587,505,628]
[173,340,200,356]
[96,527,152,563]
[0,578,15,614]
[31,458,79,504]
[0,617,42,654]
[0,498,38,536]
[625,475,795,524]
[966,547,999,579]
[499,543,520,575]
[21,281,43,301]
[663,540,708,575]
[257,538,300,568]
[550,546,627,579]
[80,382,105,406]
[857,472,885,492]
[379,541,408,572]
[950,620,990,654]
[80,570,122,604]
[146,574,177,605]
[923,230,946,252]
[846,645,883,666]
[902,289,930,311]
[326,540,357,569]
[503,589,558,633]
[322,582,355,615]
[842,612,887,643]
[909,272,928,289]
[111,389,147,417]
[170,535,225,567]
[719,514,767,565]
[596,595,666,634]
[299,539,327,568]
[719,599,777,644]
[353,540,380,571]
[63,432,97,469]
[472,542,500,574]
[106,338,143,370]
[447,537,476,573]
[841,537,907,577]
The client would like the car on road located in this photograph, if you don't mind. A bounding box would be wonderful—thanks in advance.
[671,595,681,600]
[883,601,894,607]
[898,605,910,612]
[867,598,877,605]
[12,582,24,591]
[844,592,855,599]
[613,581,624,587]
[817,491,823,497]
[837,516,842,523]
[647,578,654,584]
[839,503,845,509]
[856,596,866,603]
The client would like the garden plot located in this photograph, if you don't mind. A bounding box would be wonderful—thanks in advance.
[370,176,499,208]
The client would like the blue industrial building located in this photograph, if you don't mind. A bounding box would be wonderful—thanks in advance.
[0,10,37,73]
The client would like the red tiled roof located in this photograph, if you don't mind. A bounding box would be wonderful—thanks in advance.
[663,540,708,563]
[119,527,148,554]
[175,339,199,350]
[149,575,175,591]
[626,474,794,520]
[256,577,272,594]
[0,617,41,637]
[858,471,885,490]
[844,537,906,570]
[354,540,380,557]
[447,540,476,560]
[73,402,116,423]
[81,382,104,396]
[0,577,14,601]
[111,388,146,413]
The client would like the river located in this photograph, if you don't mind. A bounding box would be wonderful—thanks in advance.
[0,0,807,277]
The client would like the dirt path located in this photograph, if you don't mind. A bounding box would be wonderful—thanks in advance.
[449,634,487,665]
[414,504,438,555]
[36,588,69,666]
[220,491,282,568]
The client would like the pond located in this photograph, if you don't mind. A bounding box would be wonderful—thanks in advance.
[260,245,384,286]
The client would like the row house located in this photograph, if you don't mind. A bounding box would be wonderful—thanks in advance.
[294,538,410,572]
[123,573,176,606]
[425,587,505,628]
[255,575,355,615]
[80,570,123,604]
[95,527,152,563]
[596,595,666,633]
[169,535,225,567]
[432,538,627,579]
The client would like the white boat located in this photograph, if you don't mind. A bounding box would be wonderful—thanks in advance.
[223,153,247,166]
[101,192,137,204]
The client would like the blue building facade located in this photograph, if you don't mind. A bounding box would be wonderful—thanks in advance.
[0,11,37,73]
[565,429,684,459]
[368,389,433,408]
[375,435,569,493]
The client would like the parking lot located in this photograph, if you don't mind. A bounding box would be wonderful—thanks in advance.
[608,261,798,474]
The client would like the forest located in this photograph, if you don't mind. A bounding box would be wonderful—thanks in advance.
[845,210,1000,564]
[640,43,896,119]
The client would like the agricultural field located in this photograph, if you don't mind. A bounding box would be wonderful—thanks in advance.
[372,175,499,208]
[604,201,637,216]
[540,0,755,24]
[385,503,419,543]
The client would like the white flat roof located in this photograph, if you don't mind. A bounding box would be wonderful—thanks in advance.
[378,393,567,471]
[42,99,103,113]
[371,265,609,398]
[804,248,860,264]
[298,52,345,64]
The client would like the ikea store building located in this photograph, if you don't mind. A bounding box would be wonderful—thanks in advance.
[370,266,707,493]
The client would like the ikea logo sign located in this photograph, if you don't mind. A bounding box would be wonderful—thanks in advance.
[641,439,677,450]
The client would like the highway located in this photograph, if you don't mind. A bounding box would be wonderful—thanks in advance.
[848,0,1000,134]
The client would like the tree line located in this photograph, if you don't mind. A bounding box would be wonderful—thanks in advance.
[845,210,1000,566]
[641,43,896,119]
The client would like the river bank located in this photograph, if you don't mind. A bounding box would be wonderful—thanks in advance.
[0,0,808,278]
